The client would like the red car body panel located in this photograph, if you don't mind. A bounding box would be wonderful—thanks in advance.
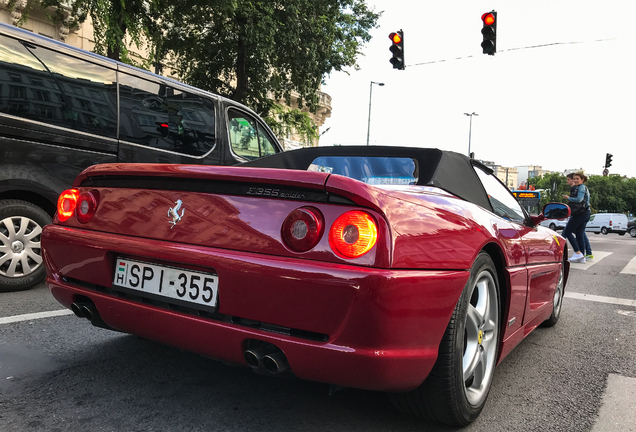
[42,160,567,392]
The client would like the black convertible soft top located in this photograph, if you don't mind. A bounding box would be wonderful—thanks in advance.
[240,146,493,211]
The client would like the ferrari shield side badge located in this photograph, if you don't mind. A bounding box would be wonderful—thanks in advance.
[168,199,185,229]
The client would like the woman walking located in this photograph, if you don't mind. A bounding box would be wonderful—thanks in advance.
[562,172,591,263]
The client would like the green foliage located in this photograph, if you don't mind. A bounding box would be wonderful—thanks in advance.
[159,0,380,117]
[529,173,636,215]
[264,104,319,146]
[40,0,163,65]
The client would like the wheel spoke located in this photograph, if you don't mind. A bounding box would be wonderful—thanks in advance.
[6,255,19,276]
[463,339,480,382]
[466,303,482,330]
[475,279,490,322]
[0,253,11,267]
[25,249,43,265]
[19,254,32,275]
[24,225,42,242]
[1,217,17,241]
[16,217,29,237]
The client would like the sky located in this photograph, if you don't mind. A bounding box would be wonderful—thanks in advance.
[319,0,636,180]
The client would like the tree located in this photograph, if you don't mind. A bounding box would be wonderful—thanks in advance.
[159,0,380,142]
[529,172,569,209]
[41,0,163,65]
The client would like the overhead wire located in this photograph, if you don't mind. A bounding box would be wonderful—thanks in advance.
[406,38,617,68]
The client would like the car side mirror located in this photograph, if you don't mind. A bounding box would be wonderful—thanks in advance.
[530,202,571,226]
[543,203,570,220]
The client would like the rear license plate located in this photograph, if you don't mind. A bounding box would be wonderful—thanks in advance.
[113,258,218,309]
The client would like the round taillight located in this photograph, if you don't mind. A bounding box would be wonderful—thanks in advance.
[76,191,99,223]
[57,189,79,222]
[329,211,378,258]
[281,207,324,252]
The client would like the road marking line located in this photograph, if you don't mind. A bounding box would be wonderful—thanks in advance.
[565,292,636,307]
[0,309,73,325]
[620,255,636,275]
[591,374,636,432]
[568,251,612,270]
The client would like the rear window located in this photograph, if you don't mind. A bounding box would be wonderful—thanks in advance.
[307,156,418,185]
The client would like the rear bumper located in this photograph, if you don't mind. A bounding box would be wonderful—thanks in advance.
[43,225,469,392]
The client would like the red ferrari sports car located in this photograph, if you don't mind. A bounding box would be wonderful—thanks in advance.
[42,146,570,426]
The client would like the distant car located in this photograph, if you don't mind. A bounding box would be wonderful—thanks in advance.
[628,219,636,238]
[539,218,569,231]
[42,147,570,426]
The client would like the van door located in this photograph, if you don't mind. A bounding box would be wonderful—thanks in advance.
[117,71,221,165]
[586,214,600,232]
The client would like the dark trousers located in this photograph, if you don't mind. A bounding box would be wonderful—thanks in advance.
[562,209,591,253]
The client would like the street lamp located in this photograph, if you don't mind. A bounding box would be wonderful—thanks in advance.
[366,81,385,146]
[464,112,478,157]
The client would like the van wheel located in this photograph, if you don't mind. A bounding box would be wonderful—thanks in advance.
[0,200,51,292]
[549,223,557,231]
[389,252,500,426]
[601,227,608,235]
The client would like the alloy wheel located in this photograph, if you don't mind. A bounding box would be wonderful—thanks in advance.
[463,270,499,405]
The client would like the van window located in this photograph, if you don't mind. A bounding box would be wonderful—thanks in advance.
[118,73,216,156]
[228,108,278,160]
[0,34,117,138]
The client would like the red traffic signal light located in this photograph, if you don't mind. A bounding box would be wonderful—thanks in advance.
[389,32,402,44]
[481,13,496,26]
[481,11,497,55]
[388,30,405,70]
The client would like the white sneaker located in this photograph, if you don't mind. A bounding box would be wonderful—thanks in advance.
[571,257,586,264]
[569,253,585,262]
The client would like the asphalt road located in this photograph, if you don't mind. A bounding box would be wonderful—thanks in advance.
[1,234,635,432]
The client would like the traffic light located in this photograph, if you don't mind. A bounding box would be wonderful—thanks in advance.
[605,153,613,168]
[481,11,497,55]
[389,30,405,70]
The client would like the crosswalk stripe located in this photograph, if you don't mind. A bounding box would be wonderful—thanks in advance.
[569,251,612,270]
[591,374,636,432]
[619,255,636,275]
[565,292,636,307]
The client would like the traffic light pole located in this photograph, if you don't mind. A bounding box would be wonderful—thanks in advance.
[366,81,384,146]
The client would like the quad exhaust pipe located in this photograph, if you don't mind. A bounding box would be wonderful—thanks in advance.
[244,345,289,374]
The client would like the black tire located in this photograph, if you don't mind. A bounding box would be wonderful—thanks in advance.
[601,227,608,235]
[0,200,52,292]
[549,223,557,231]
[541,256,565,328]
[630,228,636,238]
[389,252,500,426]
[619,232,625,236]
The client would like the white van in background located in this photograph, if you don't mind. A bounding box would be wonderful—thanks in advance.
[585,213,628,235]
